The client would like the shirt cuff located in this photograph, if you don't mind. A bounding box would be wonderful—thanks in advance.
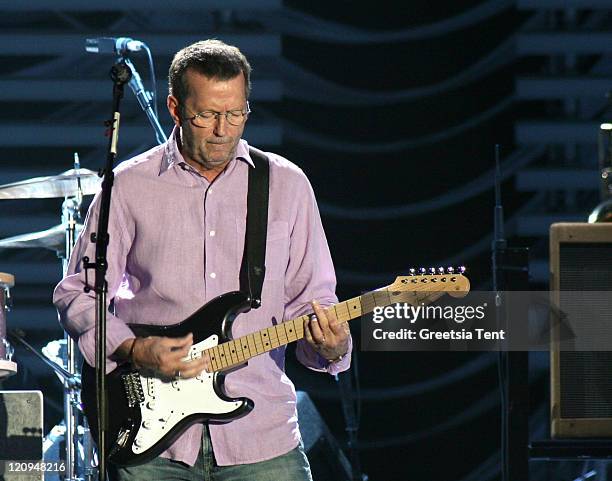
[77,316,135,374]
[323,335,352,375]
[299,335,352,375]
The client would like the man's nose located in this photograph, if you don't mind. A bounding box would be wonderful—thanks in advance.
[213,113,227,136]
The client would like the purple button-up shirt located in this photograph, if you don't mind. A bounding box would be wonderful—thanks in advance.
[53,130,351,466]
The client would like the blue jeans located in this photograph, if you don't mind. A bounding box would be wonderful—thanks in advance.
[109,425,313,481]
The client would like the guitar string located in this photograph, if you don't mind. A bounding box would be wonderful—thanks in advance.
[200,276,468,371]
[199,275,468,372]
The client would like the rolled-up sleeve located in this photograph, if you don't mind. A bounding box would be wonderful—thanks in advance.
[283,175,352,375]
[53,186,135,373]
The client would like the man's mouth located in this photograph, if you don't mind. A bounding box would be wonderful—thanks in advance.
[207,138,231,145]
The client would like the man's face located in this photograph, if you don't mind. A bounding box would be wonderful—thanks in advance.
[168,70,248,176]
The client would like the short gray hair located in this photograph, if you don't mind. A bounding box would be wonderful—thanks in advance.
[169,39,252,105]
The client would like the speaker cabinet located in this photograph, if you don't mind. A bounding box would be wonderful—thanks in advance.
[0,390,43,480]
[550,223,612,437]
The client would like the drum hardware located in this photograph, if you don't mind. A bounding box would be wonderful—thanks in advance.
[42,423,98,481]
[8,327,88,481]
[60,155,87,481]
[0,272,17,379]
[8,330,80,390]
[0,155,97,480]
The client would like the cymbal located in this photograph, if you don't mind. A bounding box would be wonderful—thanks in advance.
[0,168,101,199]
[0,223,82,253]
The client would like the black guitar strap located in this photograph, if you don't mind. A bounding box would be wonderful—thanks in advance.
[240,146,270,309]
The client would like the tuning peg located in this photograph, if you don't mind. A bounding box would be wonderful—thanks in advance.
[458,266,466,274]
[446,267,454,274]
[419,267,426,275]
[409,268,416,276]
[437,267,445,274]
[428,267,436,275]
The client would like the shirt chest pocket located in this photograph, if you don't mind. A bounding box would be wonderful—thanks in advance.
[236,220,289,281]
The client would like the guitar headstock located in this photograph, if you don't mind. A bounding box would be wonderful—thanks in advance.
[389,266,470,298]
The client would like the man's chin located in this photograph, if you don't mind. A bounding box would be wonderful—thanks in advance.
[206,147,235,163]
[207,153,231,164]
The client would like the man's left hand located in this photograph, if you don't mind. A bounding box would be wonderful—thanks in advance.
[304,300,350,362]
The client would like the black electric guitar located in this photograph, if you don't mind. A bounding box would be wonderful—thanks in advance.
[81,269,470,466]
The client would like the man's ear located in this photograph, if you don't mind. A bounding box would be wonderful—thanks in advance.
[167,95,181,126]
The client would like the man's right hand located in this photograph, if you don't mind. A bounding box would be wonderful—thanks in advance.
[120,333,210,379]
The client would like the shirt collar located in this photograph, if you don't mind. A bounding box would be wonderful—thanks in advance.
[159,126,255,175]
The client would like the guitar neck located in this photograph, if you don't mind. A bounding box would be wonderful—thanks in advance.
[204,283,446,373]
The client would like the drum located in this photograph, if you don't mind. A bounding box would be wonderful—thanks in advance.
[0,272,17,378]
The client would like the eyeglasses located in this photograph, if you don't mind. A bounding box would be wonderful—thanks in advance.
[181,102,251,128]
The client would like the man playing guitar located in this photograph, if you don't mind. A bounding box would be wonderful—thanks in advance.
[54,39,351,481]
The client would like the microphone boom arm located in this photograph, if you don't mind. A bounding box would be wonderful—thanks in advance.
[123,57,167,145]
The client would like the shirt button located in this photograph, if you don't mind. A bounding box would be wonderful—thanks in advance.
[210,230,216,237]
[210,272,216,279]
[209,188,213,194]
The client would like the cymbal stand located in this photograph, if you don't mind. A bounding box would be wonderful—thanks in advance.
[59,154,95,481]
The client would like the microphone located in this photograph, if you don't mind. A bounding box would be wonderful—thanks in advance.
[85,37,144,55]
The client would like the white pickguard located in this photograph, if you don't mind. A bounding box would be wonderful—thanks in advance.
[131,334,242,454]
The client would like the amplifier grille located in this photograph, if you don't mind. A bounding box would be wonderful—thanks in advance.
[560,352,612,418]
[559,243,612,420]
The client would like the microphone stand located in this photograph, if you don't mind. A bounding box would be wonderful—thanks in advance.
[492,144,508,481]
[336,371,363,481]
[123,57,167,145]
[492,145,529,481]
[336,349,366,481]
[82,60,132,481]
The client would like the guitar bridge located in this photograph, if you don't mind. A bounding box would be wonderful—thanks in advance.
[122,372,145,407]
